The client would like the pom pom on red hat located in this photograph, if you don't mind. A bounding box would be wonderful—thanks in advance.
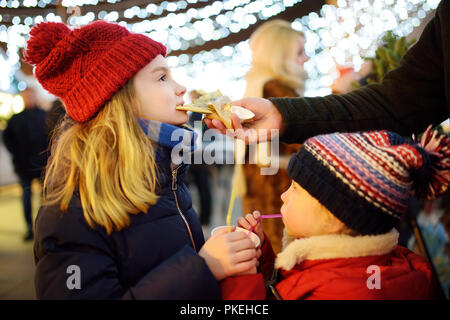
[23,20,166,122]
[24,22,71,65]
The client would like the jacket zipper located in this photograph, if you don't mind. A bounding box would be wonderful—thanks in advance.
[268,269,283,300]
[171,164,197,252]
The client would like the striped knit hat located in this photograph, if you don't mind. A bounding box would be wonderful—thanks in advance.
[24,21,166,123]
[287,126,450,235]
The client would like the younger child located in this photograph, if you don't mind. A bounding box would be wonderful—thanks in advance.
[221,128,449,299]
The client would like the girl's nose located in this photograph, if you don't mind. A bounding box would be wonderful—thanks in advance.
[177,83,187,97]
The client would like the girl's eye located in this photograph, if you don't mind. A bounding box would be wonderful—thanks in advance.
[159,74,167,81]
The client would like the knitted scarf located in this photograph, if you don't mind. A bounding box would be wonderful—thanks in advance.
[138,118,198,152]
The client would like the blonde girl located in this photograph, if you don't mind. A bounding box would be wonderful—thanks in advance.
[27,20,259,299]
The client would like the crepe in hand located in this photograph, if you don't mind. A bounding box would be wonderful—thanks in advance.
[176,90,254,129]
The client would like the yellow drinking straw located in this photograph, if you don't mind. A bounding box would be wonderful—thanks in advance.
[226,138,246,232]
[226,187,237,233]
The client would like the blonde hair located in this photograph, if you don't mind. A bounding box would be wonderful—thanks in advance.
[43,80,159,235]
[244,19,306,98]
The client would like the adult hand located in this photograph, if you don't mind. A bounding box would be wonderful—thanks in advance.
[203,97,283,144]
[199,226,259,281]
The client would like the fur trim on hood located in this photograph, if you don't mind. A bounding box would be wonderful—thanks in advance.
[275,229,399,271]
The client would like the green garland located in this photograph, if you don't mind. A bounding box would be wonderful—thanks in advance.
[353,31,416,88]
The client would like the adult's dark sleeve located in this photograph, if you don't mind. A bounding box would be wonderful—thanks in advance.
[271,0,449,144]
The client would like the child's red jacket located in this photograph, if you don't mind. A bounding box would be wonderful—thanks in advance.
[220,229,436,300]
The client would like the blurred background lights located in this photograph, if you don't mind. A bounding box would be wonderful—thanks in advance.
[0,0,442,101]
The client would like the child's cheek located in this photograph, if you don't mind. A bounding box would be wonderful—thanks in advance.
[283,215,298,238]
[281,204,294,229]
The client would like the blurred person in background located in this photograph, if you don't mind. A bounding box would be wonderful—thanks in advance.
[45,98,66,145]
[240,19,308,253]
[186,90,212,226]
[3,87,48,241]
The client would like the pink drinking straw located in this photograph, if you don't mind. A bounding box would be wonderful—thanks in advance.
[247,214,282,236]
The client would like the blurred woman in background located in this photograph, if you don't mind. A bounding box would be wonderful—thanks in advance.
[241,19,308,253]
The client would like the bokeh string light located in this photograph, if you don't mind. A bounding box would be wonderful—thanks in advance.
[0,0,442,100]
[0,0,300,56]
[169,0,441,98]
[292,0,441,96]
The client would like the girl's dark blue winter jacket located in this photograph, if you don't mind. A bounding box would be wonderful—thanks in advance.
[34,122,220,299]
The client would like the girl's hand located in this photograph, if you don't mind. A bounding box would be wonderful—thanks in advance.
[237,210,265,247]
[199,226,259,281]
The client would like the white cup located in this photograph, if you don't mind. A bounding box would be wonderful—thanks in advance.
[210,226,260,247]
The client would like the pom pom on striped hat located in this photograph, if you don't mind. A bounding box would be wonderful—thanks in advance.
[287,127,450,235]
[412,125,450,199]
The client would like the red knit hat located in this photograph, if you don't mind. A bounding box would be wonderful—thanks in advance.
[24,21,166,122]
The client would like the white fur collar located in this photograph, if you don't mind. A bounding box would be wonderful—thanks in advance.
[275,229,399,271]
